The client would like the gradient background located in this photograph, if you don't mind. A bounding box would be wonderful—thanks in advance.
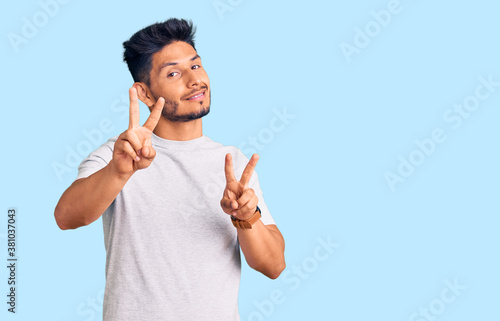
[2,0,499,320]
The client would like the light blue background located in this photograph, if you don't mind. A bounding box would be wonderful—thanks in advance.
[2,0,499,320]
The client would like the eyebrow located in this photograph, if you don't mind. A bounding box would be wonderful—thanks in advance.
[159,55,200,72]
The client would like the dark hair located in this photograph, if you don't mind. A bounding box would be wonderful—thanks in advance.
[123,18,196,86]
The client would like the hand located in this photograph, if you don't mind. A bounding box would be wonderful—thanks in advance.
[220,153,260,220]
[110,87,164,177]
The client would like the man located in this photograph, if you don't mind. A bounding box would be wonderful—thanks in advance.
[54,18,285,320]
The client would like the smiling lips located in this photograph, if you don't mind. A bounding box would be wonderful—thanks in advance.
[185,90,206,101]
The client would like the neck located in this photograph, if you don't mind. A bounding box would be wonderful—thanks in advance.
[153,117,203,141]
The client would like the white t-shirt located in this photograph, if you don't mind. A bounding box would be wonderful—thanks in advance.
[76,133,275,321]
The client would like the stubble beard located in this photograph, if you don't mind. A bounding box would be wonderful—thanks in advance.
[151,89,211,123]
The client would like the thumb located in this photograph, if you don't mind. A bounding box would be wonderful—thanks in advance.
[220,198,232,211]
[141,146,156,160]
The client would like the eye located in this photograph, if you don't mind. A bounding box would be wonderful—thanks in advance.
[167,72,178,78]
[192,64,201,70]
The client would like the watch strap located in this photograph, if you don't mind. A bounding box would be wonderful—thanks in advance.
[231,206,261,229]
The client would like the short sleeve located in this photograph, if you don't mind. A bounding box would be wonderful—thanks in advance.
[76,136,118,180]
[233,150,276,226]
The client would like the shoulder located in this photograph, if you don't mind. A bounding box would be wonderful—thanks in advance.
[75,135,119,180]
[204,136,249,166]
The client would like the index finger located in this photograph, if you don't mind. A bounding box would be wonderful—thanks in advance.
[143,97,164,131]
[239,154,259,187]
[224,153,237,183]
[128,87,140,130]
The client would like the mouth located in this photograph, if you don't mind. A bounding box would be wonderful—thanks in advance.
[185,90,206,101]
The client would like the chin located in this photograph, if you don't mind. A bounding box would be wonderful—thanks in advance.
[163,105,210,123]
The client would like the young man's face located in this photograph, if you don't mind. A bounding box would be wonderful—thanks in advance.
[147,41,211,122]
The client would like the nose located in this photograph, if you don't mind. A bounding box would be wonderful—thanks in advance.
[186,69,202,88]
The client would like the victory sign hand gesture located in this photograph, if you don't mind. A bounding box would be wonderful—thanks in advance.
[111,87,164,176]
[220,153,260,220]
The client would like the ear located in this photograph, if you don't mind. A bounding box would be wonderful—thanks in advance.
[133,82,156,109]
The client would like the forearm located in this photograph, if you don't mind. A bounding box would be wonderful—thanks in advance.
[54,163,132,230]
[237,221,286,279]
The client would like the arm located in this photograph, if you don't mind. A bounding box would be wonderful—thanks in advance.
[54,87,164,230]
[220,153,286,279]
[54,163,131,230]
[237,222,285,279]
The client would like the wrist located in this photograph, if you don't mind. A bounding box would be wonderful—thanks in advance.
[107,160,135,182]
[231,206,261,229]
